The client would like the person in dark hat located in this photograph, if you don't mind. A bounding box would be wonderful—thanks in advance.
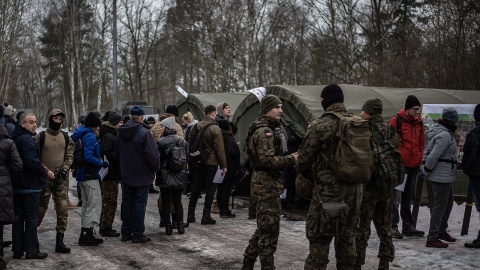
[356,98,400,269]
[3,102,17,137]
[71,112,108,246]
[390,94,425,239]
[166,105,179,117]
[241,95,297,270]
[462,104,480,248]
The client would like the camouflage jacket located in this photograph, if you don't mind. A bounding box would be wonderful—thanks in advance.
[249,116,295,200]
[297,103,360,202]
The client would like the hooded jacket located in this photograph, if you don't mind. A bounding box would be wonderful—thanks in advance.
[99,122,121,181]
[421,123,457,183]
[115,120,160,187]
[389,108,425,168]
[11,124,46,190]
[0,125,23,224]
[72,125,104,181]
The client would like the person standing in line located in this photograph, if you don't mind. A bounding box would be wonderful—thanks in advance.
[0,104,23,267]
[36,109,74,253]
[72,112,107,246]
[99,112,124,237]
[116,106,160,243]
[3,103,16,137]
[390,95,425,239]
[355,98,400,270]
[11,113,48,259]
[157,116,188,235]
[462,104,480,248]
[241,95,297,270]
[422,108,459,248]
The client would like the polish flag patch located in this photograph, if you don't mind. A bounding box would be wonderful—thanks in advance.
[265,132,273,137]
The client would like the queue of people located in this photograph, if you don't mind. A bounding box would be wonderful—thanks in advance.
[0,92,479,270]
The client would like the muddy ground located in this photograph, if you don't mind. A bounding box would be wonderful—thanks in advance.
[3,177,480,269]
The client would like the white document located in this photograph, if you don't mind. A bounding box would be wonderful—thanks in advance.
[394,174,408,192]
[99,155,109,180]
[279,189,287,200]
[213,167,225,184]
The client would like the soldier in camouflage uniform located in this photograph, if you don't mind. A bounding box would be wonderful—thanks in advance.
[241,95,298,270]
[355,98,400,270]
[297,84,363,270]
[36,109,74,253]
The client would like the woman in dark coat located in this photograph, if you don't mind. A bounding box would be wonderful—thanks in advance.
[0,115,24,265]
[216,120,241,218]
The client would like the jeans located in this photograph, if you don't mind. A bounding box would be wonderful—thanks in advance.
[12,192,41,253]
[427,181,453,241]
[188,165,217,210]
[121,184,150,237]
[392,167,418,230]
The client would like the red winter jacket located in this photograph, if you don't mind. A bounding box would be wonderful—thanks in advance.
[389,108,425,168]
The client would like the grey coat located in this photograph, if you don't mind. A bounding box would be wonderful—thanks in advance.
[421,123,457,183]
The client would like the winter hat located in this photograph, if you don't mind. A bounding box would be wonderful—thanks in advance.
[474,104,480,122]
[101,111,111,122]
[146,116,156,124]
[362,98,383,116]
[160,116,176,130]
[216,102,229,117]
[16,111,25,121]
[320,84,344,110]
[166,105,179,117]
[442,108,459,124]
[108,112,123,126]
[78,114,87,124]
[92,111,102,118]
[260,95,282,115]
[3,103,16,116]
[404,95,421,110]
[84,112,102,128]
[217,119,230,131]
[123,115,130,123]
[130,105,145,116]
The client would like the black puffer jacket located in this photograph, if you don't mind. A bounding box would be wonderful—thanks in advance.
[0,125,23,224]
[222,130,240,173]
[100,123,121,181]
[11,125,46,190]
[462,122,480,178]
[156,129,188,190]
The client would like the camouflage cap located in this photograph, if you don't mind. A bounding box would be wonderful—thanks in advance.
[49,109,66,118]
[295,173,313,200]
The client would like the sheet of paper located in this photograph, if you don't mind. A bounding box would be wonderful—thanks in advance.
[394,174,408,192]
[280,189,287,200]
[213,167,225,184]
[99,155,109,180]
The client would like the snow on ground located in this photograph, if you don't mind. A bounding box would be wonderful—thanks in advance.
[3,176,480,269]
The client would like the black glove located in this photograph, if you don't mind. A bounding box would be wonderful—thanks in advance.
[56,169,68,179]
[102,161,109,168]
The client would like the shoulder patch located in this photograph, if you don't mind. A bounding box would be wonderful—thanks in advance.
[265,130,273,137]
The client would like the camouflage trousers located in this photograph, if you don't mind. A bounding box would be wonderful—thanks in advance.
[304,184,362,270]
[243,197,281,270]
[100,181,120,229]
[355,189,394,267]
[38,174,69,234]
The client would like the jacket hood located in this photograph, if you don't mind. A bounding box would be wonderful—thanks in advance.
[186,120,198,128]
[100,122,117,139]
[117,120,144,141]
[426,123,450,140]
[72,125,94,140]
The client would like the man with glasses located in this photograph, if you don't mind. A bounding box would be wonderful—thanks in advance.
[389,95,425,239]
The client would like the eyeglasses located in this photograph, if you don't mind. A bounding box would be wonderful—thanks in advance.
[411,107,421,112]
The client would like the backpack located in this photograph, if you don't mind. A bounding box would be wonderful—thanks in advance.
[188,123,214,165]
[394,113,423,140]
[320,112,375,184]
[71,135,85,169]
[462,131,480,177]
[371,123,405,187]
[168,137,188,172]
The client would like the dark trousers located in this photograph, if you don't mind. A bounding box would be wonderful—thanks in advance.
[12,192,41,253]
[188,165,217,210]
[427,181,453,241]
[160,188,183,224]
[392,167,418,230]
[470,178,480,212]
[217,170,235,213]
[121,184,149,238]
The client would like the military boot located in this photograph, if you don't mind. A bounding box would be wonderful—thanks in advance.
[201,209,216,225]
[187,207,196,223]
[165,223,173,235]
[378,259,390,270]
[248,206,256,220]
[259,255,275,270]
[90,228,104,244]
[55,233,71,253]
[465,230,480,248]
[241,256,256,270]
[78,228,99,246]
[178,222,185,234]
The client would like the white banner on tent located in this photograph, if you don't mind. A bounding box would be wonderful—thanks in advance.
[175,85,188,98]
[422,104,475,115]
[247,87,266,102]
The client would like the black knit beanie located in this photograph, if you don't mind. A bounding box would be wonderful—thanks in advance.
[260,95,282,115]
[362,98,383,116]
[84,112,102,128]
[320,84,344,110]
[404,95,421,110]
[166,105,179,117]
[108,112,123,126]
[474,104,480,122]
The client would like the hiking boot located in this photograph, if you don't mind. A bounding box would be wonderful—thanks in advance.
[78,228,99,246]
[132,235,151,243]
[465,239,480,248]
[438,231,456,242]
[426,239,448,248]
[165,224,173,235]
[121,235,132,242]
[178,222,185,234]
[378,259,390,270]
[91,229,104,243]
[187,207,196,223]
[25,251,48,259]
[100,228,120,237]
[13,251,24,259]
[403,227,425,236]
[392,228,403,239]
[219,210,236,218]
[201,209,216,225]
[55,233,71,253]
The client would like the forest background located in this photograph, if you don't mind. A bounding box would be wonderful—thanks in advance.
[0,0,479,127]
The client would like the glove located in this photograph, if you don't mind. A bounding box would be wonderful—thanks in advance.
[57,169,68,179]
[102,161,109,168]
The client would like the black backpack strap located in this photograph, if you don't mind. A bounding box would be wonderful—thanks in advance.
[39,131,46,152]
[62,131,70,153]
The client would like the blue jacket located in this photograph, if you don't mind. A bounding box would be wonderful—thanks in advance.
[116,120,160,187]
[11,125,46,191]
[72,126,103,181]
